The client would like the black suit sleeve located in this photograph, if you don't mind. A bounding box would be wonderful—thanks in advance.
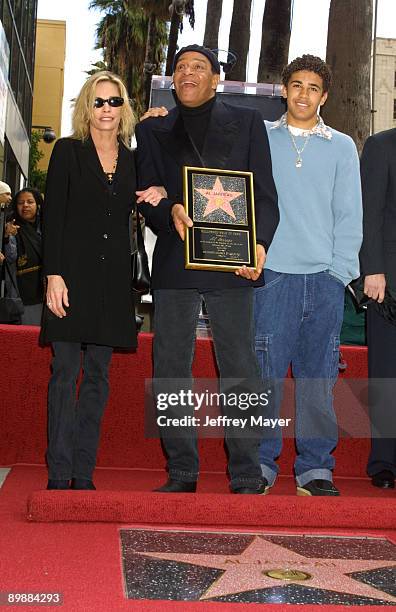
[360,135,388,276]
[248,111,279,249]
[42,138,71,276]
[135,121,174,232]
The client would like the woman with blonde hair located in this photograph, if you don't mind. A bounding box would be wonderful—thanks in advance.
[41,71,151,490]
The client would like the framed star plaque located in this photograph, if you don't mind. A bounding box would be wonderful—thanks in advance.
[183,166,257,272]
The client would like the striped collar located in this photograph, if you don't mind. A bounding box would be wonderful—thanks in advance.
[270,113,332,140]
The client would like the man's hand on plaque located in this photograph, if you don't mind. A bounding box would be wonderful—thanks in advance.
[139,106,169,122]
[235,244,266,281]
[171,203,193,241]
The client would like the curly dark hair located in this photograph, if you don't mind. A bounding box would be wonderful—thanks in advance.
[282,55,332,93]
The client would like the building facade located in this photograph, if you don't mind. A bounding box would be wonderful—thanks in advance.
[32,19,65,171]
[0,0,38,192]
[373,37,396,134]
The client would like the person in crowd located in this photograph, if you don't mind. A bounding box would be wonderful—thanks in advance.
[135,44,279,494]
[254,55,362,496]
[0,181,18,309]
[4,188,44,325]
[41,71,158,490]
[360,128,396,489]
[0,181,12,262]
[0,181,12,207]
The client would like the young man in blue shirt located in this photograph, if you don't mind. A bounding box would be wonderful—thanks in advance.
[255,55,362,496]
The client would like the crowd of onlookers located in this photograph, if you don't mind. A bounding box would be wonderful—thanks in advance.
[0,180,44,325]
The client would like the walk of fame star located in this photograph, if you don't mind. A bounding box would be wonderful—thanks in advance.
[195,176,243,220]
[130,534,396,603]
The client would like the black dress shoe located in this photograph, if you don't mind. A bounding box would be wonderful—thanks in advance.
[371,470,395,489]
[47,479,70,490]
[71,478,96,490]
[232,479,270,495]
[154,479,197,493]
[296,479,340,496]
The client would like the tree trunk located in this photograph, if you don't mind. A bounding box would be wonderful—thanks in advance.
[257,0,291,84]
[324,0,373,154]
[203,0,223,51]
[225,0,252,82]
[165,8,181,75]
[144,13,158,110]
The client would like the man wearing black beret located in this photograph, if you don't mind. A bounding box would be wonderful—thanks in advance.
[135,45,279,494]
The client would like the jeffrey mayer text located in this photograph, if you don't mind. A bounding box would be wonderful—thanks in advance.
[156,415,292,428]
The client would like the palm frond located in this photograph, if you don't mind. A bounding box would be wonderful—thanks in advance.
[90,0,171,115]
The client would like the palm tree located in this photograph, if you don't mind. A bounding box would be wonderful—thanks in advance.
[85,60,109,77]
[165,0,195,75]
[324,0,373,153]
[143,13,162,107]
[165,7,183,76]
[225,0,252,82]
[90,0,167,115]
[203,0,223,51]
[141,1,169,108]
[257,0,291,84]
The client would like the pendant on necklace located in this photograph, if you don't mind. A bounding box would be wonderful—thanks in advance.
[296,158,303,168]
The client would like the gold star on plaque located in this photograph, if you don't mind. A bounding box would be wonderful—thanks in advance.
[195,176,243,220]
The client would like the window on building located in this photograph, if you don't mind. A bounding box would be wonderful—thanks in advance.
[9,30,21,99]
[394,71,396,88]
[13,0,23,39]
[1,0,12,47]
[20,0,30,56]
[22,77,32,131]
[17,55,25,108]
[25,0,36,79]
[394,99,396,120]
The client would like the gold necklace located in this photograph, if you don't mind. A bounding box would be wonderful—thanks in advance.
[287,128,311,168]
[103,145,119,183]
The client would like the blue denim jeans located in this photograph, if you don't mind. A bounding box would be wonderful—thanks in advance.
[153,287,264,489]
[254,270,345,487]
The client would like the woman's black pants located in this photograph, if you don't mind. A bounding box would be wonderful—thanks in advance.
[46,341,113,481]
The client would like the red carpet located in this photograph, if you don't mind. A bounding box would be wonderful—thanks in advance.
[1,325,394,529]
[1,466,395,612]
[26,467,396,528]
[2,326,396,610]
[0,325,371,476]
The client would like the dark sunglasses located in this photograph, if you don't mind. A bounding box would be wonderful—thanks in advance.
[93,96,124,108]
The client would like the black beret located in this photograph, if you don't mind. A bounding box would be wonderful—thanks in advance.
[173,44,221,74]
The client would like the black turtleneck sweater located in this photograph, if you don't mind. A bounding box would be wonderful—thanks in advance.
[178,95,216,157]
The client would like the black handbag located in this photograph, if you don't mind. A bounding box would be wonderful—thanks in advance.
[130,208,151,294]
[0,206,24,323]
[0,267,24,323]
